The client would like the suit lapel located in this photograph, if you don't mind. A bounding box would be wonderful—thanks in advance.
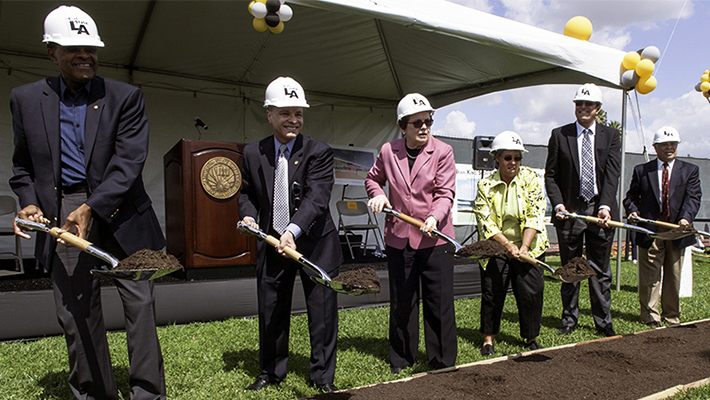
[259,136,276,201]
[288,134,304,183]
[391,138,411,190]
[84,77,105,169]
[42,78,61,189]
[563,124,580,177]
[410,137,433,185]
[646,161,661,210]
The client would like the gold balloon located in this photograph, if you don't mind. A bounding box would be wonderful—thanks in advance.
[636,75,657,94]
[269,20,285,34]
[622,51,641,70]
[635,59,655,78]
[701,74,709,83]
[563,16,593,41]
[701,81,710,93]
[248,0,256,15]
[253,17,268,32]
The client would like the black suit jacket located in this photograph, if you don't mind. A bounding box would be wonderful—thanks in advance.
[623,159,701,249]
[10,76,165,268]
[545,122,622,228]
[238,133,343,273]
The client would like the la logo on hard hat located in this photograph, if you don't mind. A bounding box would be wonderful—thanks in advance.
[70,20,91,35]
[581,88,590,96]
[284,88,299,99]
[663,130,672,136]
[413,98,426,106]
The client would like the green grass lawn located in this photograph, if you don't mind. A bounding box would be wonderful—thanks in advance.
[2,256,710,399]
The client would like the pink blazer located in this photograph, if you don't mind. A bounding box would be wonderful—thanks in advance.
[366,136,456,250]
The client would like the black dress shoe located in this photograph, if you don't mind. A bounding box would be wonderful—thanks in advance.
[647,321,661,328]
[246,377,273,391]
[391,367,404,375]
[600,326,617,337]
[480,343,494,356]
[316,383,339,393]
[557,325,575,335]
[525,340,541,350]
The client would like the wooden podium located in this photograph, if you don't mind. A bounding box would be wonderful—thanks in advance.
[164,139,256,269]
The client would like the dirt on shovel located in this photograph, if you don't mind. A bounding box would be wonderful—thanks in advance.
[112,249,184,271]
[455,240,506,258]
[553,257,595,282]
[332,267,381,293]
[653,225,696,241]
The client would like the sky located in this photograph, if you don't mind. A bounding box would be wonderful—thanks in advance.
[432,0,710,159]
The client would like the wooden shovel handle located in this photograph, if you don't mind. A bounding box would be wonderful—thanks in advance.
[519,254,538,265]
[393,212,428,230]
[264,234,303,261]
[578,215,625,229]
[649,220,680,229]
[48,227,92,252]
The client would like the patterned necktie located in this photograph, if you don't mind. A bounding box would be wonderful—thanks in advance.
[661,162,670,221]
[580,129,595,202]
[272,144,290,234]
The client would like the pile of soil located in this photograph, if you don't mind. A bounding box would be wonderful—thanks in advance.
[553,256,595,282]
[654,225,696,240]
[113,249,183,271]
[310,322,710,400]
[332,267,381,293]
[456,240,506,258]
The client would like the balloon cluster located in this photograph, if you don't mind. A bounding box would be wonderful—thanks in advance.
[563,16,593,41]
[249,0,293,34]
[694,69,710,98]
[620,46,660,95]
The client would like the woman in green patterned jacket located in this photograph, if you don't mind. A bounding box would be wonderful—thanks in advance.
[472,131,549,356]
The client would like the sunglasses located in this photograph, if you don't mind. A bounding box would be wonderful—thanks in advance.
[502,155,523,162]
[408,119,434,129]
[574,101,597,107]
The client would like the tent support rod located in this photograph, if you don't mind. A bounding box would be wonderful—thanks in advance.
[616,90,628,292]
[375,19,403,98]
[128,0,157,81]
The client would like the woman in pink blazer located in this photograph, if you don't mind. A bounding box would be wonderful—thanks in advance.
[366,93,457,374]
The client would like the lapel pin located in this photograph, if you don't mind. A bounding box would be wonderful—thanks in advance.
[94,105,98,109]
[294,161,299,165]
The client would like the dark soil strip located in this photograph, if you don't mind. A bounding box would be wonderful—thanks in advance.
[332,267,381,292]
[456,241,506,258]
[654,226,696,240]
[113,249,183,271]
[553,256,595,281]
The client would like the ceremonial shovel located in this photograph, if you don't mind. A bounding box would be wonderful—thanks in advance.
[559,211,694,241]
[628,215,710,239]
[381,208,464,252]
[14,218,179,281]
[237,222,378,295]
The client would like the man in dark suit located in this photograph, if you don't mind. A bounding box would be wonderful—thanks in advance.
[623,126,701,327]
[10,6,166,400]
[238,76,343,393]
[545,83,621,337]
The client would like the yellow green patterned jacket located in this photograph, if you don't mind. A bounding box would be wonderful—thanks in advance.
[473,166,549,268]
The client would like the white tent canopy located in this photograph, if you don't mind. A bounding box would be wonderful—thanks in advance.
[0,0,626,236]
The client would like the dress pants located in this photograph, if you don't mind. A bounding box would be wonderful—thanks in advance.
[556,201,615,331]
[386,244,457,370]
[479,256,544,339]
[256,245,338,385]
[53,191,166,400]
[638,238,683,324]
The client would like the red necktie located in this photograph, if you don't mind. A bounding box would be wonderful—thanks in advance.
[661,162,670,221]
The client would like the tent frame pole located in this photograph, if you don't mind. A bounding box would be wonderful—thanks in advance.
[616,90,628,292]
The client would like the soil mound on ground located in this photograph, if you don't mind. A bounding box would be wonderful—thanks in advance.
[456,241,506,258]
[114,249,183,271]
[332,267,381,292]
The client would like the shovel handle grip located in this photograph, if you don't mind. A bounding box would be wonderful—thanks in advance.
[645,220,680,229]
[575,214,625,229]
[264,234,303,262]
[395,212,427,229]
[49,227,92,251]
[519,253,538,265]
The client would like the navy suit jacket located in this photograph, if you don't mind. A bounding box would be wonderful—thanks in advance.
[238,133,343,274]
[545,122,622,228]
[623,159,701,249]
[10,76,165,269]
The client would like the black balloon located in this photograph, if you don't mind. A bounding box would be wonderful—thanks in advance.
[265,12,280,27]
[266,0,280,13]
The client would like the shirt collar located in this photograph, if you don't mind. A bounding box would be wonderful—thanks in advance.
[59,77,91,101]
[657,158,676,169]
[576,121,596,137]
[273,136,296,157]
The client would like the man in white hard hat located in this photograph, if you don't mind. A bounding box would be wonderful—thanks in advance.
[623,126,701,327]
[238,77,343,393]
[10,6,166,400]
[366,93,458,374]
[545,83,621,337]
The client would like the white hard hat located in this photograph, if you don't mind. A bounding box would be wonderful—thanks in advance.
[42,6,104,47]
[264,77,310,108]
[653,126,681,144]
[397,93,435,121]
[489,131,527,154]
[572,83,602,105]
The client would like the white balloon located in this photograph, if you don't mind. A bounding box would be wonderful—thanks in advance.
[641,46,660,63]
[620,70,639,88]
[696,82,703,92]
[251,2,267,19]
[277,4,293,22]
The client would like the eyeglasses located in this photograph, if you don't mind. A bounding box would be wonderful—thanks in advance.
[408,119,434,129]
[574,101,597,107]
[502,155,523,162]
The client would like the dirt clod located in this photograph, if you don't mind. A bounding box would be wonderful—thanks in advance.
[553,257,595,281]
[114,249,183,271]
[456,240,506,258]
[332,267,381,292]
[653,226,695,240]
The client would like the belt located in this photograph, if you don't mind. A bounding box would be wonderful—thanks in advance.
[62,183,89,194]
